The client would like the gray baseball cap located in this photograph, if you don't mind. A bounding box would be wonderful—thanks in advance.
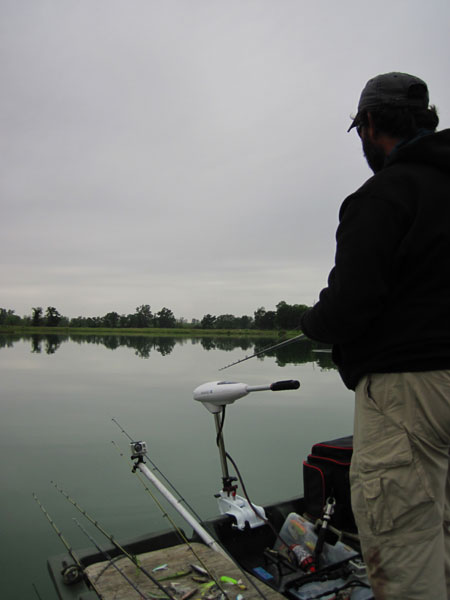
[348,72,429,132]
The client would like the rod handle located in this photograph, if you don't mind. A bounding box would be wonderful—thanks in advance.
[270,379,300,391]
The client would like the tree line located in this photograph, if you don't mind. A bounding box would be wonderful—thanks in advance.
[0,300,311,331]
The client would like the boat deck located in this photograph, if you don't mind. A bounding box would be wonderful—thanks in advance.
[85,541,284,600]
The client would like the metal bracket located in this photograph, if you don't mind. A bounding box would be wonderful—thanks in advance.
[216,491,266,530]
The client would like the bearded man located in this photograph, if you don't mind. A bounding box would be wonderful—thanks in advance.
[301,72,450,600]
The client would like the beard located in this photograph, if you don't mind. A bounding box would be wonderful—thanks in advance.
[362,136,386,173]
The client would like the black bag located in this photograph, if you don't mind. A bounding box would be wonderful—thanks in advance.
[302,435,356,532]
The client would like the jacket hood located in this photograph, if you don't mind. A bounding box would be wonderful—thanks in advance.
[386,128,450,174]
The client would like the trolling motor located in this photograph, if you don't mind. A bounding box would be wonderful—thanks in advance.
[193,379,300,530]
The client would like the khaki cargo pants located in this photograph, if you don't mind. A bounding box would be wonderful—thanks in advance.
[351,371,450,600]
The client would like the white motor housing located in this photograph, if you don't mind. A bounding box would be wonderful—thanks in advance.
[193,379,299,413]
[193,381,254,413]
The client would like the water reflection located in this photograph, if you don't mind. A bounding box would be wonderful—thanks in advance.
[0,333,335,370]
[71,334,179,358]
[30,333,62,354]
[256,339,336,370]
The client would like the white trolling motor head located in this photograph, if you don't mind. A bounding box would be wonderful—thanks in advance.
[193,378,300,530]
[193,379,300,413]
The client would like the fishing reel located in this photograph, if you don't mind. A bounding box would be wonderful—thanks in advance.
[61,562,83,585]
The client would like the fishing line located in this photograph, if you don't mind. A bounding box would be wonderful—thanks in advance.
[32,493,103,599]
[93,555,126,585]
[219,333,306,371]
[51,481,178,600]
[113,439,271,600]
[73,518,150,600]
[112,423,269,599]
[112,417,203,522]
[111,440,233,600]
[218,442,368,597]
[313,579,371,599]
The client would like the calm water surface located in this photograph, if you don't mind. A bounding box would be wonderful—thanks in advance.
[0,334,353,599]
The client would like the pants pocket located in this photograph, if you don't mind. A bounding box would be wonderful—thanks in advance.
[357,429,434,535]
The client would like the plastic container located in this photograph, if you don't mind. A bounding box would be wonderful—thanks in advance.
[274,513,373,600]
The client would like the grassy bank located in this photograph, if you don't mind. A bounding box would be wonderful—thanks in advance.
[0,325,300,338]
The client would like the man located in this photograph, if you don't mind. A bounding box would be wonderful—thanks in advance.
[300,72,450,599]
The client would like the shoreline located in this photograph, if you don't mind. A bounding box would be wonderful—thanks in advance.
[0,326,301,338]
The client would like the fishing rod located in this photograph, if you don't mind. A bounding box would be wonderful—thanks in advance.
[112,418,225,555]
[111,440,238,600]
[72,518,151,600]
[112,418,203,523]
[113,438,271,600]
[127,441,229,559]
[51,481,178,600]
[218,333,307,371]
[31,583,43,600]
[32,493,103,598]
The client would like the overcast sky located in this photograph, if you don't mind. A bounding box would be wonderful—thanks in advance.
[2,0,450,321]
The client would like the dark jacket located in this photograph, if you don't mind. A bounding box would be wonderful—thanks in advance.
[300,129,450,389]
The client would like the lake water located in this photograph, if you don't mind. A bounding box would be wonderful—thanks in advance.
[0,334,353,599]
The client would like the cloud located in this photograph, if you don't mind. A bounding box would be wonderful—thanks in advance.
[2,0,450,319]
